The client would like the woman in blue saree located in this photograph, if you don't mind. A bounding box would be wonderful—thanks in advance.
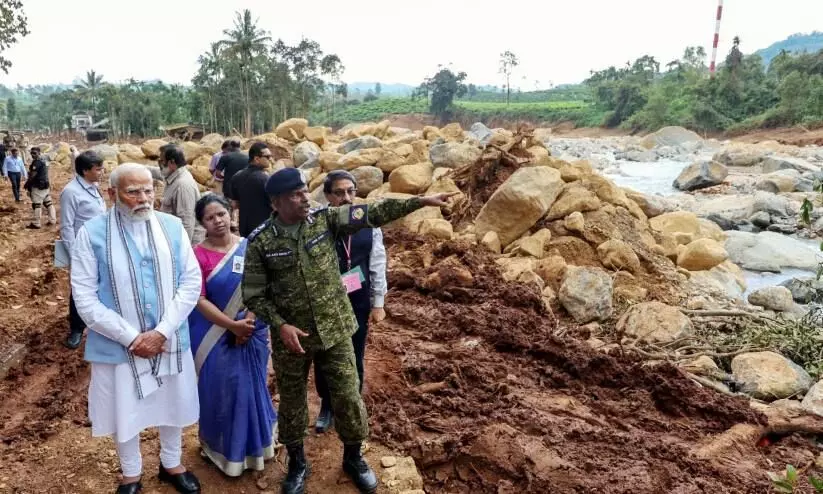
[189,195,277,477]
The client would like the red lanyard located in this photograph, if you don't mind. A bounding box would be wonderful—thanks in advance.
[342,235,352,271]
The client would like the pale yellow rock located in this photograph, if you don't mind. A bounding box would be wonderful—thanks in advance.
[336,148,384,170]
[377,144,414,173]
[319,151,345,171]
[474,167,564,247]
[480,231,502,254]
[418,218,454,240]
[422,126,442,142]
[526,145,552,167]
[597,239,641,273]
[440,122,464,141]
[546,185,601,220]
[564,211,585,232]
[677,238,728,271]
[534,255,567,288]
[559,165,584,182]
[309,172,327,191]
[275,118,308,141]
[302,126,327,146]
[513,235,546,259]
[518,269,546,290]
[617,301,693,344]
[366,183,392,201]
[141,139,168,159]
[649,211,702,245]
[182,141,207,163]
[389,162,434,194]
[495,257,537,282]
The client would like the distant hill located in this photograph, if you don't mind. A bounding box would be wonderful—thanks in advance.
[754,31,823,66]
[347,82,415,97]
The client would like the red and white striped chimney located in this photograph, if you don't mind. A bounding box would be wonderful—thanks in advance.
[709,0,724,76]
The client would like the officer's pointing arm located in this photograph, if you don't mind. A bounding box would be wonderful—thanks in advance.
[327,193,457,236]
[242,239,287,329]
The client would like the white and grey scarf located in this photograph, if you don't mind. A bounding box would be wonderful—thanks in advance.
[106,209,182,399]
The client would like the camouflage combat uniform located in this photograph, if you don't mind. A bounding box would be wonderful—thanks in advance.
[242,197,424,446]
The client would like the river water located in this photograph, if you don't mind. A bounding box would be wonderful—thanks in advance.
[602,158,821,298]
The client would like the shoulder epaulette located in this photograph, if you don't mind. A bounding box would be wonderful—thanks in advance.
[247,218,271,242]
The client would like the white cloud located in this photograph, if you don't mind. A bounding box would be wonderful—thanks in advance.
[2,0,821,89]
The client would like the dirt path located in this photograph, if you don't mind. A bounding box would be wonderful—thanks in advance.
[0,169,405,493]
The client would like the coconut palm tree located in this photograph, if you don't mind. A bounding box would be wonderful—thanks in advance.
[219,9,271,136]
[75,70,104,117]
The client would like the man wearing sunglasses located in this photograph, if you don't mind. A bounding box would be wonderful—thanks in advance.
[229,142,274,237]
[313,170,387,435]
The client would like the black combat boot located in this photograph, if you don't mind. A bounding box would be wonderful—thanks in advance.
[282,443,310,494]
[342,443,378,493]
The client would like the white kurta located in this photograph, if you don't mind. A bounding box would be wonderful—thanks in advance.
[71,214,202,442]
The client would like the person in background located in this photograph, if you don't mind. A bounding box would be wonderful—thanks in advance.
[313,170,387,435]
[59,150,107,350]
[23,146,56,229]
[229,142,273,237]
[70,163,202,494]
[2,147,27,202]
[215,139,247,231]
[208,140,231,196]
[158,144,202,242]
[188,194,278,477]
[0,143,7,169]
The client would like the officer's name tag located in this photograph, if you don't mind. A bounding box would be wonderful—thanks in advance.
[341,265,365,294]
[232,256,245,274]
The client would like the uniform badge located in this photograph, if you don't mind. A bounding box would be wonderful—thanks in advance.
[351,206,365,222]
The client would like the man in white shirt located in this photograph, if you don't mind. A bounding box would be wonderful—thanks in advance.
[70,163,202,494]
[60,151,107,349]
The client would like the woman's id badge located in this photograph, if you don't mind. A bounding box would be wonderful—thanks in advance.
[341,265,365,293]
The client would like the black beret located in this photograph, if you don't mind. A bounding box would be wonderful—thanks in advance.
[265,167,306,197]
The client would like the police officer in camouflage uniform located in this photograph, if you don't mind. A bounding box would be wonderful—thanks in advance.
[242,167,455,494]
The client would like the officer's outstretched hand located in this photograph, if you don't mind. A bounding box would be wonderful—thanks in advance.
[419,192,459,208]
[280,323,308,354]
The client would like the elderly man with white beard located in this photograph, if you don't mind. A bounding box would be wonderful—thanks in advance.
[70,163,203,494]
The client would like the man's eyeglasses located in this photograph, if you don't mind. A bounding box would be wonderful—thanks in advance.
[124,187,155,199]
[331,188,357,198]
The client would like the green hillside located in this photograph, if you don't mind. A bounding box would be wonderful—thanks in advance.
[755,31,823,66]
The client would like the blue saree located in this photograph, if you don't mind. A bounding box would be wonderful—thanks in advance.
[189,238,277,477]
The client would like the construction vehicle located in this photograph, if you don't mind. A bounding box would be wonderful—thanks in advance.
[70,111,110,142]
[160,123,205,141]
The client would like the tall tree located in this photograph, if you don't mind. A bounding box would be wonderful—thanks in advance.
[374,82,381,97]
[0,0,28,74]
[75,70,104,117]
[220,9,271,136]
[6,96,15,126]
[417,68,467,123]
[499,50,519,106]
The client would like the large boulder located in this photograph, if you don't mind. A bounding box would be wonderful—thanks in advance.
[350,166,385,197]
[389,162,434,194]
[649,211,725,245]
[640,126,702,149]
[673,161,728,191]
[474,167,564,247]
[117,143,146,163]
[761,156,819,174]
[724,231,820,272]
[467,122,494,146]
[546,184,601,220]
[779,277,823,304]
[624,190,673,218]
[319,151,345,171]
[429,142,482,169]
[801,381,823,417]
[596,239,641,274]
[747,286,796,312]
[200,133,225,152]
[755,170,800,193]
[141,139,168,159]
[181,141,207,163]
[381,192,444,233]
[339,135,383,154]
[337,148,384,170]
[558,266,613,323]
[676,238,728,271]
[731,352,813,400]
[418,218,454,240]
[90,144,119,162]
[712,148,764,167]
[617,301,693,344]
[275,118,308,141]
[293,141,322,168]
[377,144,414,173]
[302,126,327,146]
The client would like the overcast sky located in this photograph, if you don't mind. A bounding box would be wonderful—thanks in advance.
[1,0,820,89]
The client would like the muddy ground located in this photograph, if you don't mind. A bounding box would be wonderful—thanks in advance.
[2,155,823,493]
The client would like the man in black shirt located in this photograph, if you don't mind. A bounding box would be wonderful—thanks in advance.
[216,140,248,199]
[23,146,55,229]
[230,142,274,237]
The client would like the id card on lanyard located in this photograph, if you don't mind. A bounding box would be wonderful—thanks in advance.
[340,235,366,293]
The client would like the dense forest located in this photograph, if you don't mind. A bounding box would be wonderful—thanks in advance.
[1,8,822,137]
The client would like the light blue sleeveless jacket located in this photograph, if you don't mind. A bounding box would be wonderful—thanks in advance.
[82,211,191,364]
